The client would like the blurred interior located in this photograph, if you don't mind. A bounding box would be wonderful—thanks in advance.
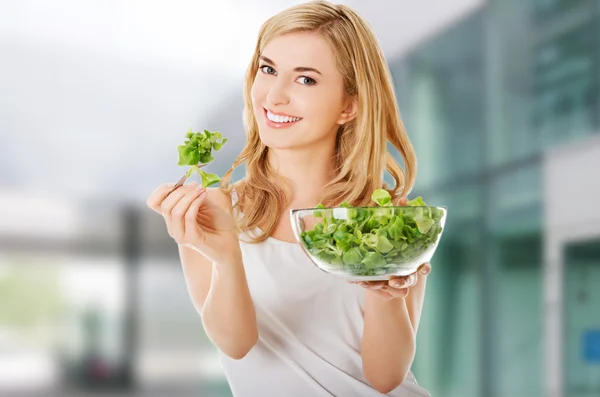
[1,1,599,396]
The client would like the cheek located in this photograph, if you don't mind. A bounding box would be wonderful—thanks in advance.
[315,87,345,118]
[250,79,266,110]
[250,86,258,109]
[297,90,341,123]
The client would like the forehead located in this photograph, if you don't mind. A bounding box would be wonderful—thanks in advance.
[261,31,337,73]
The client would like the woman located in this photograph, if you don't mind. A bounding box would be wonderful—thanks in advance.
[147,1,432,396]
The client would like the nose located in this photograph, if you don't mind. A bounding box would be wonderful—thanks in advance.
[266,78,290,106]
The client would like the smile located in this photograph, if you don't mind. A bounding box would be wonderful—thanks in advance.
[264,108,303,128]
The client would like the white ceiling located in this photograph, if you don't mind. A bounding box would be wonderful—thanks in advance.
[0,0,482,204]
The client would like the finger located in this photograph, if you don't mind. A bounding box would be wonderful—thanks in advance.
[388,273,417,289]
[161,183,198,236]
[360,281,388,290]
[408,274,418,288]
[161,183,198,219]
[418,262,432,275]
[407,273,418,287]
[171,186,204,241]
[388,275,409,288]
[184,189,208,243]
[147,183,178,213]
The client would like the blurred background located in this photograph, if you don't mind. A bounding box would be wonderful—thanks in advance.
[1,0,599,396]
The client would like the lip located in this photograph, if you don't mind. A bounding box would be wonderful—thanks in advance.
[263,108,303,129]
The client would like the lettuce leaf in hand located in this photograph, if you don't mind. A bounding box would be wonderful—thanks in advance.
[177,128,228,188]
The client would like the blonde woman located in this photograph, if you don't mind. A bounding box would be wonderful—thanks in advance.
[147,1,432,396]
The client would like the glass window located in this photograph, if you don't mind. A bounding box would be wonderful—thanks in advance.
[487,0,599,166]
[391,13,484,190]
[534,19,599,147]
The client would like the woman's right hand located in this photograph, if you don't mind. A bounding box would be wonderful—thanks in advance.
[146,182,241,265]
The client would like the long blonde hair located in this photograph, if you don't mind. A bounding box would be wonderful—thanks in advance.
[220,0,417,243]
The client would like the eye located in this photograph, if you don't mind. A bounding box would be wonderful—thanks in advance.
[297,76,316,86]
[259,65,276,75]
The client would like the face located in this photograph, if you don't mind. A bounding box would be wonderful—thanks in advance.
[250,31,356,151]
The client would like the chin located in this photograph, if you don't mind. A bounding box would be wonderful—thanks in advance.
[258,132,297,150]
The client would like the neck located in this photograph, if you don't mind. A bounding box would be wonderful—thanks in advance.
[267,144,336,206]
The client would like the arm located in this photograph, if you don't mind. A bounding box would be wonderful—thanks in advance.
[201,249,258,360]
[361,272,429,393]
[178,188,258,360]
[361,293,415,394]
[404,268,428,335]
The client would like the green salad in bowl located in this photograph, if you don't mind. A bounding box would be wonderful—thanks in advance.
[290,189,447,281]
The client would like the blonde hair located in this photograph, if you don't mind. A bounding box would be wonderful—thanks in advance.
[220,0,417,243]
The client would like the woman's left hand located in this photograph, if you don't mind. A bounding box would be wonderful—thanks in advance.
[349,262,431,300]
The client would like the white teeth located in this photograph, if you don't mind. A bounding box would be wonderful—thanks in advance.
[266,110,301,123]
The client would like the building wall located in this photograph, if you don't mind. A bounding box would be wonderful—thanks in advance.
[544,134,600,397]
[389,1,599,396]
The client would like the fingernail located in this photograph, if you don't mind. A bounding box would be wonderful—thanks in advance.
[391,281,402,288]
[195,185,204,192]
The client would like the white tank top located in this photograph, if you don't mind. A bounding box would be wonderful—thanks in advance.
[217,190,431,397]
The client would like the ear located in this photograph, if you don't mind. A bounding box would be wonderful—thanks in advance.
[336,96,358,125]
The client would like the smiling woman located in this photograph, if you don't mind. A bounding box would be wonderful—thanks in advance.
[146,1,430,396]
[251,31,352,148]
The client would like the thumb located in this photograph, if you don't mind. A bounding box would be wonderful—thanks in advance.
[397,196,409,206]
[419,262,431,275]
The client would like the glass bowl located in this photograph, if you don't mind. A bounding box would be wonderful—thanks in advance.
[290,205,447,281]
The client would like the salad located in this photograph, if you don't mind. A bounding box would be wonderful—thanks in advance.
[177,128,228,188]
[299,189,444,276]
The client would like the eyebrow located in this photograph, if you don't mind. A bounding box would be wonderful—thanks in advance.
[259,56,322,75]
